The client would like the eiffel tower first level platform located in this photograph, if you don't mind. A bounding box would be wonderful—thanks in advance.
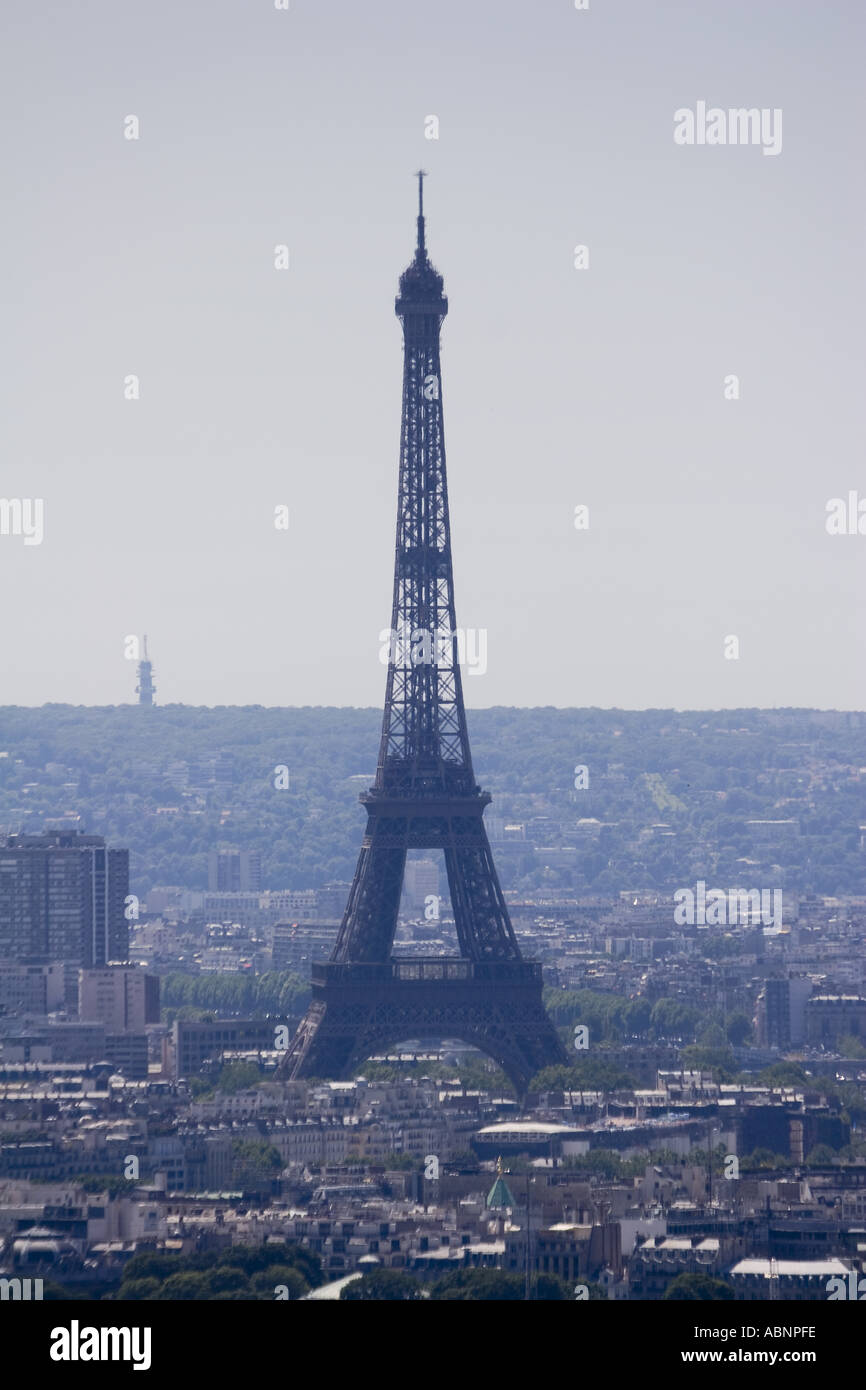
[280,175,567,1093]
[283,959,565,1094]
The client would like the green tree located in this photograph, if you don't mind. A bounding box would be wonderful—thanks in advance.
[340,1270,424,1301]
[679,1044,737,1081]
[71,1174,138,1196]
[650,999,699,1041]
[805,1144,838,1167]
[201,1267,250,1297]
[230,1138,283,1193]
[156,1271,211,1300]
[430,1269,526,1300]
[531,1058,636,1091]
[725,1012,753,1046]
[740,1148,789,1172]
[252,1267,308,1299]
[119,1252,183,1283]
[664,1273,735,1300]
[218,1062,263,1095]
[533,1273,573,1301]
[116,1277,160,1301]
[117,1241,323,1301]
[429,1268,573,1300]
[757,1062,808,1087]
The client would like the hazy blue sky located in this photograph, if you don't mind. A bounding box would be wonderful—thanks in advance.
[1,0,863,708]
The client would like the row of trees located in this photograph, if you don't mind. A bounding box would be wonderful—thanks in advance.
[160,969,309,1019]
[542,988,753,1047]
[340,1268,735,1300]
[113,1242,323,1301]
[41,1247,738,1303]
[341,1268,600,1300]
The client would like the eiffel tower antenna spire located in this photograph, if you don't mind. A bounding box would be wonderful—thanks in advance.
[415,168,427,255]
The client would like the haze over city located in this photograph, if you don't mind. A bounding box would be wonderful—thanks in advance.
[2,0,863,709]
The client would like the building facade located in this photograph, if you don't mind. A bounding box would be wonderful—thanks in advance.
[0,832,129,972]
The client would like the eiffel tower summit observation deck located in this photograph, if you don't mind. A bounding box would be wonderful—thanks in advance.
[281,177,567,1093]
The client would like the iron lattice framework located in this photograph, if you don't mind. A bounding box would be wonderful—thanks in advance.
[282,177,567,1091]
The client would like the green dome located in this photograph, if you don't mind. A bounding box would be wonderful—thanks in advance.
[486,1174,515,1210]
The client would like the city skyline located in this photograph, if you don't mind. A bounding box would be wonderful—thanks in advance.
[2,0,865,1325]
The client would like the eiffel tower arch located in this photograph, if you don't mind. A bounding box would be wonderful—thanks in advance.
[282,176,567,1094]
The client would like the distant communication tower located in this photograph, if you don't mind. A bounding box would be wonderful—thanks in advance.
[136,635,156,707]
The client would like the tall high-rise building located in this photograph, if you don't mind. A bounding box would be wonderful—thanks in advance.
[78,964,160,1032]
[207,849,262,893]
[755,976,813,1047]
[0,830,129,969]
[136,633,155,706]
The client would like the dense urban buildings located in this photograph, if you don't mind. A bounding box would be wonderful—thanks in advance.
[2,777,864,1303]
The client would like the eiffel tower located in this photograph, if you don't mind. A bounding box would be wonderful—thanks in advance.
[281,176,567,1092]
